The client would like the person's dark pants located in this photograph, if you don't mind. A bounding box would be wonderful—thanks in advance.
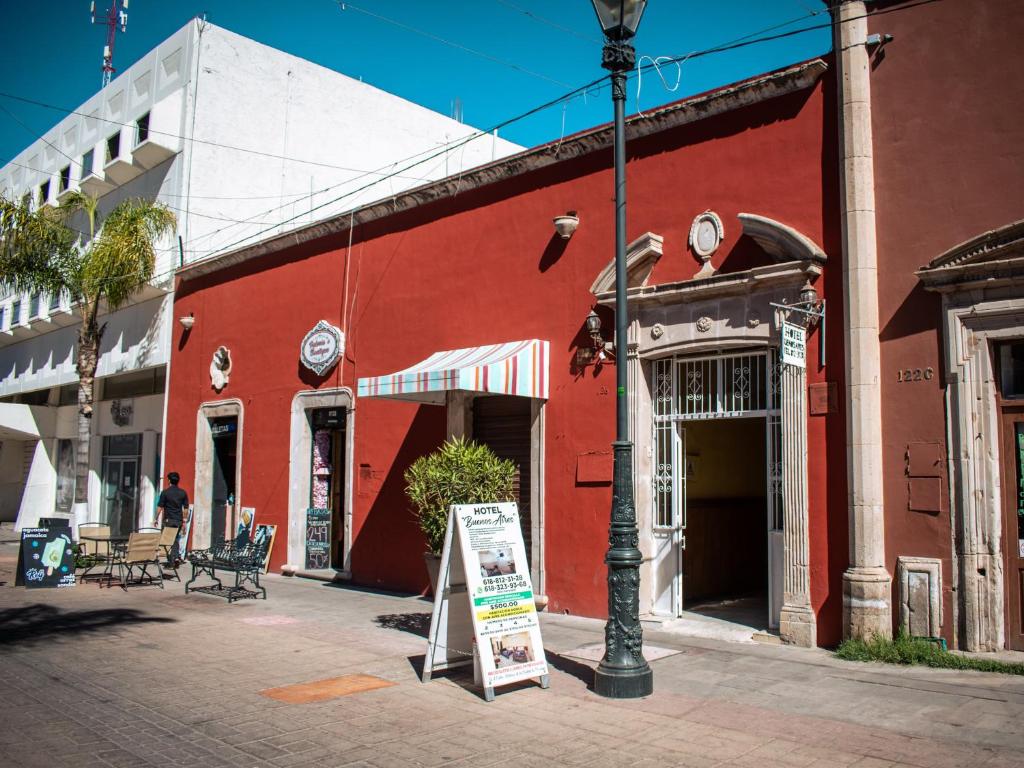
[163,520,183,563]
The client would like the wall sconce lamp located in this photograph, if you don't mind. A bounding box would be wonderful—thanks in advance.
[179,313,195,330]
[553,210,579,240]
[577,309,616,367]
[798,280,822,327]
[770,278,827,366]
[865,32,893,51]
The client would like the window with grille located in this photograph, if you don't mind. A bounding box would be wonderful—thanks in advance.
[652,350,782,531]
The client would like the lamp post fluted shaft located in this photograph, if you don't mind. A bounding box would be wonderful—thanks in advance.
[593,39,654,700]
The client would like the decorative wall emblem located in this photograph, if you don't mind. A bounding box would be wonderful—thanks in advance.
[651,323,665,339]
[110,399,133,427]
[210,346,232,392]
[696,316,713,333]
[689,210,724,278]
[300,320,345,376]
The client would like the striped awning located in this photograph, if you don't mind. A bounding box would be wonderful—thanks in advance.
[357,339,549,404]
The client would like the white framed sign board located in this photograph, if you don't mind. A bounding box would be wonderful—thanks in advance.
[422,502,549,702]
[782,321,806,368]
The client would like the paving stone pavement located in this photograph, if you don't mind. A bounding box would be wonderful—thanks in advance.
[1,535,1023,768]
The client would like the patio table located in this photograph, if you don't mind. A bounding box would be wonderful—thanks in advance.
[79,534,131,584]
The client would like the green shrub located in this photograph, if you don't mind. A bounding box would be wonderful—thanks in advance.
[836,632,1024,675]
[404,436,516,555]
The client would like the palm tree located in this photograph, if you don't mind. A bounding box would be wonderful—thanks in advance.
[0,191,176,521]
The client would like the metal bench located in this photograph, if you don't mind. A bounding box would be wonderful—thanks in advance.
[185,538,268,602]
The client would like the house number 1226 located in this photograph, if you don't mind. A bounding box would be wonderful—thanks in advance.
[897,367,934,382]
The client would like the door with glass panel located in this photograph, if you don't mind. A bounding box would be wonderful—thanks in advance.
[101,434,142,537]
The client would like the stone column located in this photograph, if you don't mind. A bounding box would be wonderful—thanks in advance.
[780,362,816,646]
[835,1,892,638]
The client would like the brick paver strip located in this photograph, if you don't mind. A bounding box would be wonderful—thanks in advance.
[260,674,396,703]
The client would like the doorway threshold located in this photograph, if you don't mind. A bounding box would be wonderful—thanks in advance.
[295,568,351,583]
[642,596,778,645]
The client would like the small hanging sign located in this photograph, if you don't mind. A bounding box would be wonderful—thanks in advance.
[300,321,345,375]
[782,321,806,368]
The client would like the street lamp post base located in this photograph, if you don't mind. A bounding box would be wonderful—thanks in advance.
[593,662,653,699]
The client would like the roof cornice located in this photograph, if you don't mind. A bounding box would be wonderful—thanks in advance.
[178,58,829,283]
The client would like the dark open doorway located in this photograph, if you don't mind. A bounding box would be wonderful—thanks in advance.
[209,416,237,544]
[683,417,768,629]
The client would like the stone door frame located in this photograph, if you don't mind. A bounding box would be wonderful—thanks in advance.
[287,388,355,575]
[193,399,244,551]
[591,216,826,646]
[918,219,1024,651]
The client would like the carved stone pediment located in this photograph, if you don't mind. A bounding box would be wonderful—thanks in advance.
[917,219,1024,292]
[737,213,827,264]
[589,232,663,295]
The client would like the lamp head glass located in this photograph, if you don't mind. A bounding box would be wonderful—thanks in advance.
[591,0,647,41]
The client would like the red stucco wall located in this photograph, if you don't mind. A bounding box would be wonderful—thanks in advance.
[166,66,844,641]
[869,0,1024,644]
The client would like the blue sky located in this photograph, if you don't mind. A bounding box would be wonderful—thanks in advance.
[0,1,831,161]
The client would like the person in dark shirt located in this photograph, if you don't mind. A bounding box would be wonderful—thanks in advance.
[156,472,189,565]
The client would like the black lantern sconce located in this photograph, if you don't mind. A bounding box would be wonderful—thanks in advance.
[577,309,615,367]
[770,277,827,366]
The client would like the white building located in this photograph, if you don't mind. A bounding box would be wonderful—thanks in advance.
[0,19,521,531]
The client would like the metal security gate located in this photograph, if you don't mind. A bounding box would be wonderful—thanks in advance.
[651,350,783,623]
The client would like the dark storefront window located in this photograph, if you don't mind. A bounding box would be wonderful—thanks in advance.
[999,342,1024,399]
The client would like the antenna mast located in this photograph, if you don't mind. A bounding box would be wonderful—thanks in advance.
[90,0,129,88]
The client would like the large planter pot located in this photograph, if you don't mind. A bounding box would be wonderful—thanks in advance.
[423,552,442,596]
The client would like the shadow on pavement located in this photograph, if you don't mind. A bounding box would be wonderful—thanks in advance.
[545,651,596,690]
[375,611,432,638]
[0,603,175,647]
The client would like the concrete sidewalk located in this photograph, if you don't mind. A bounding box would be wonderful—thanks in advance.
[0,537,1022,768]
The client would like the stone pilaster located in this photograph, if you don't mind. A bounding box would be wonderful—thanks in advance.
[835,1,891,638]
[780,362,816,646]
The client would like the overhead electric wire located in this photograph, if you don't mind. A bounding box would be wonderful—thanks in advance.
[3,0,942,277]
[336,1,573,89]
[493,0,602,44]
[0,90,456,180]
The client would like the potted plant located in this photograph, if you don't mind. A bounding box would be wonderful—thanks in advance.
[405,436,516,594]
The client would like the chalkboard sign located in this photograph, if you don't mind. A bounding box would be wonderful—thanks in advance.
[305,507,331,569]
[18,526,77,588]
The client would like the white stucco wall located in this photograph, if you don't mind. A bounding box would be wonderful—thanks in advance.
[0,19,524,526]
[178,23,521,259]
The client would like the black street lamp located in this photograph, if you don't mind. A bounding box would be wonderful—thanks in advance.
[590,0,653,699]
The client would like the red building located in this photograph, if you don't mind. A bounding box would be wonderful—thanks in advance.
[168,56,842,646]
[165,0,1024,653]
[862,0,1024,651]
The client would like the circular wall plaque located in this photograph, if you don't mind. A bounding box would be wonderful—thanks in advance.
[300,321,345,376]
[689,211,725,258]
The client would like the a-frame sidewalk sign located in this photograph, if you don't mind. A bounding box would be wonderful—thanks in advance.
[422,501,549,702]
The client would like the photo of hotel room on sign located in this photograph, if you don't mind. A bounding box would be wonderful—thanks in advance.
[490,632,535,668]
[478,548,516,578]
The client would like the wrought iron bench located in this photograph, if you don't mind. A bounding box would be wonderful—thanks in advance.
[185,538,268,602]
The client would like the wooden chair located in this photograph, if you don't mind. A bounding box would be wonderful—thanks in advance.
[109,531,163,591]
[77,523,112,582]
[158,525,181,581]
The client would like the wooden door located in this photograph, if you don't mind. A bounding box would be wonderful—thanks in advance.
[472,396,532,567]
[1000,406,1024,650]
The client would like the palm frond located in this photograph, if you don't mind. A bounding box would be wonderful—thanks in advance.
[84,199,177,309]
[0,194,80,297]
